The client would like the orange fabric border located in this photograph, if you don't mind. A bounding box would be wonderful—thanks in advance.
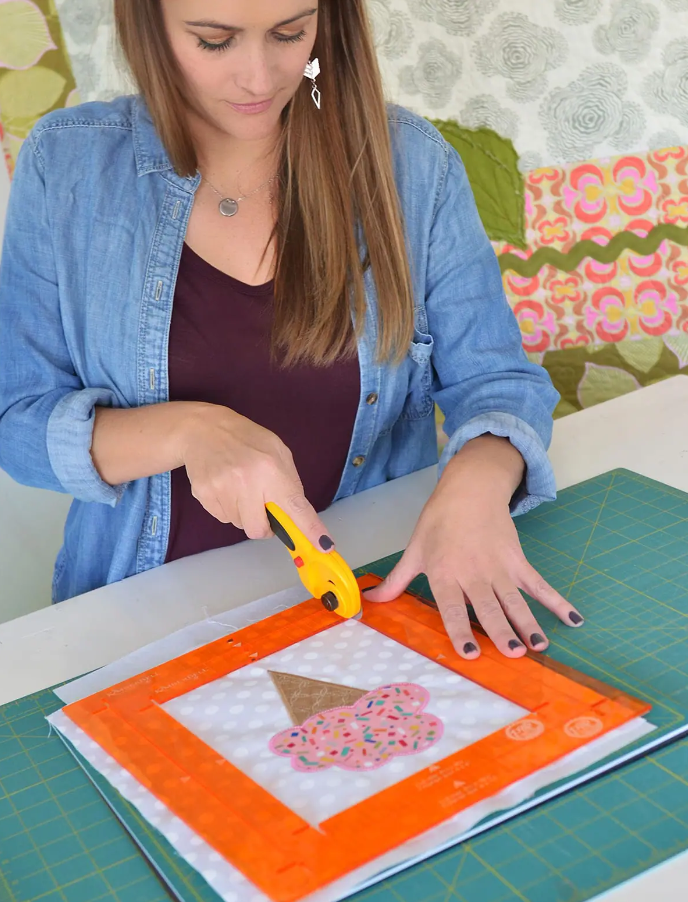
[63,574,651,902]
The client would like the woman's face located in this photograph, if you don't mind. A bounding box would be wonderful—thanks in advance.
[161,1,319,139]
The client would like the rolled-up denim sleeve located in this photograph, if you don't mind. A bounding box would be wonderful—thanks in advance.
[426,141,559,516]
[0,132,128,506]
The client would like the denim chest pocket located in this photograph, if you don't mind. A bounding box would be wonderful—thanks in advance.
[401,329,435,420]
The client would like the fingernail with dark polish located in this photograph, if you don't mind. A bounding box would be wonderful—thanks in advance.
[508,639,524,650]
[569,612,584,625]
[530,633,546,647]
[463,642,478,655]
[319,535,334,550]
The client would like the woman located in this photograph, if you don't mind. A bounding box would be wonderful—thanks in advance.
[0,0,584,658]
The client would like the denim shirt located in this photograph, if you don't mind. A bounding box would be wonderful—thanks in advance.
[0,95,559,603]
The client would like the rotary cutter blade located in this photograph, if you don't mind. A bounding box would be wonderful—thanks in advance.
[265,503,362,619]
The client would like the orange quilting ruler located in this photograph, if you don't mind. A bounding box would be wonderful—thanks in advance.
[62,574,651,902]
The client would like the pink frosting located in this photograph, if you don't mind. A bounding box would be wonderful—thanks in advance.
[269,683,443,772]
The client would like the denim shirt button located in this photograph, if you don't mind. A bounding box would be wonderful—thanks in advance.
[366,392,379,405]
[352,455,366,467]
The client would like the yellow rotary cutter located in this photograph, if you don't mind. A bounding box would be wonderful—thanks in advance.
[265,502,362,620]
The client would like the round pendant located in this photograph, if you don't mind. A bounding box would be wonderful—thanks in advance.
[219,198,239,217]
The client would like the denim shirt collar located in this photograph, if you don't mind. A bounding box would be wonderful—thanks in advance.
[131,95,201,193]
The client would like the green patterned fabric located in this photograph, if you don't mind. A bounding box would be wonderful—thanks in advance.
[544,337,688,417]
[430,118,527,250]
[0,0,78,177]
[499,223,688,277]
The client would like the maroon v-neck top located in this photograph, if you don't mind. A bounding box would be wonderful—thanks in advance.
[164,243,361,563]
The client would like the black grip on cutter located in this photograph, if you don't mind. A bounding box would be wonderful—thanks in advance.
[266,508,296,551]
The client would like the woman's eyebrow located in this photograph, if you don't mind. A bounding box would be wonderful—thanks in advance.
[185,7,317,31]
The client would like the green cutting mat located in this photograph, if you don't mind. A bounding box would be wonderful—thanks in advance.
[3,468,688,902]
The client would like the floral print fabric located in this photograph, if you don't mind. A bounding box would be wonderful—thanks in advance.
[494,147,688,352]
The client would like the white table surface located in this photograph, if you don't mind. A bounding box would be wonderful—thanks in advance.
[3,375,688,901]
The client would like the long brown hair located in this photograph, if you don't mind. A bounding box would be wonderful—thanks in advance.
[114,0,415,366]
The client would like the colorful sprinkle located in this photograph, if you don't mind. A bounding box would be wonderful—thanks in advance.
[269,683,444,773]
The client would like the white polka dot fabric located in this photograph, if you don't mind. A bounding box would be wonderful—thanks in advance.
[162,621,527,825]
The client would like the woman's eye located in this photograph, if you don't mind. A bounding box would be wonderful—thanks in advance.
[197,29,307,53]
[275,30,307,44]
[197,37,234,53]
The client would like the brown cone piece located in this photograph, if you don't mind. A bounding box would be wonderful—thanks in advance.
[268,671,368,725]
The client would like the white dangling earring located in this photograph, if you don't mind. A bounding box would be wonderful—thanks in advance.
[304,58,321,109]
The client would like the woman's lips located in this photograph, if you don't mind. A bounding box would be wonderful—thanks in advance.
[229,97,274,114]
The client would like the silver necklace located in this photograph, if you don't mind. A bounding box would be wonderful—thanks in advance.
[203,173,280,217]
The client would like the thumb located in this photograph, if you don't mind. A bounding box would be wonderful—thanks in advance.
[365,548,420,603]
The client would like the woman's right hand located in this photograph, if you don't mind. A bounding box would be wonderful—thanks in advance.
[176,403,335,550]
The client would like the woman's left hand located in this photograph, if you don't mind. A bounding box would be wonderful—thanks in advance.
[364,434,584,660]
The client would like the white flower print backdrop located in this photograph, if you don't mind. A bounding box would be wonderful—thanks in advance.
[54,0,688,169]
